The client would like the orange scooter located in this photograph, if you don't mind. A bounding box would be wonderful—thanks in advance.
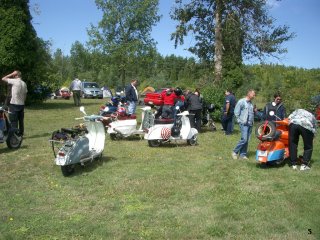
[255,112,289,165]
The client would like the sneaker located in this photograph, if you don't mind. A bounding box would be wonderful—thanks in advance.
[300,164,310,171]
[240,156,249,160]
[292,165,297,170]
[231,152,238,160]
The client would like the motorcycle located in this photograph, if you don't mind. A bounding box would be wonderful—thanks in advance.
[255,111,289,165]
[106,106,154,140]
[201,103,217,131]
[0,105,23,149]
[144,106,198,147]
[49,106,105,176]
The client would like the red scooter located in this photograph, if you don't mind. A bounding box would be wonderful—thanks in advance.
[255,112,289,165]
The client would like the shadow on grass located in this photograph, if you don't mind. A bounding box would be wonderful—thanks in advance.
[25,132,52,139]
[69,155,116,177]
[0,144,29,154]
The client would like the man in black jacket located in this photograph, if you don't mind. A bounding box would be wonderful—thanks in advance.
[185,90,203,131]
[125,79,138,115]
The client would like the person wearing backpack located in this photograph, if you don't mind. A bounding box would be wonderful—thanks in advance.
[263,93,286,121]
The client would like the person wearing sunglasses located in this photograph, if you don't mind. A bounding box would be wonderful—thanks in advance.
[263,92,286,121]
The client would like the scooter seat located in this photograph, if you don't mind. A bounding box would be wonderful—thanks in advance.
[154,118,175,124]
[117,114,136,120]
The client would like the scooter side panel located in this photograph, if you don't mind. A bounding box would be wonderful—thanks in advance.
[108,119,137,136]
[144,124,174,140]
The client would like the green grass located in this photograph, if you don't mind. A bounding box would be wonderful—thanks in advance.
[1,99,319,239]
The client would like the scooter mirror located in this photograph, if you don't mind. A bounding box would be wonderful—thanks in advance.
[80,106,87,115]
[175,106,180,110]
[269,111,275,116]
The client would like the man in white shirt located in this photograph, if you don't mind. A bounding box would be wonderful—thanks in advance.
[2,70,28,136]
[70,78,82,106]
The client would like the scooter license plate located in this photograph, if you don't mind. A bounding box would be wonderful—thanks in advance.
[257,150,267,157]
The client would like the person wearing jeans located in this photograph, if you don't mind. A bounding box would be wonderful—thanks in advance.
[125,79,138,115]
[232,89,256,160]
[288,109,317,170]
[1,70,28,136]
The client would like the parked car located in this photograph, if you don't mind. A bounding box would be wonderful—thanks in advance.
[51,87,71,100]
[143,88,169,106]
[81,82,103,99]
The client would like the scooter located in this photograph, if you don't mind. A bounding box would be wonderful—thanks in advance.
[49,106,105,176]
[0,105,23,149]
[99,95,126,117]
[106,106,154,140]
[144,107,198,147]
[255,111,289,165]
[201,103,217,131]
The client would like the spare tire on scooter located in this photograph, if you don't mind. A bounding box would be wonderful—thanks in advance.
[255,121,276,141]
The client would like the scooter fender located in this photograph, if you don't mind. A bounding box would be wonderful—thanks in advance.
[55,137,90,166]
[256,140,285,163]
[144,124,174,140]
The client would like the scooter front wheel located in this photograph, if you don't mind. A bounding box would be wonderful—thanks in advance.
[187,135,197,146]
[61,165,75,177]
[148,140,161,147]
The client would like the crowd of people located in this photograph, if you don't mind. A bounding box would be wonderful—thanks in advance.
[0,71,317,171]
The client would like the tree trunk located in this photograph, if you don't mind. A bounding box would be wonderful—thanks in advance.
[214,0,223,84]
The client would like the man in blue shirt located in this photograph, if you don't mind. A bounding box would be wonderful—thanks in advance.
[232,89,256,160]
[222,89,236,135]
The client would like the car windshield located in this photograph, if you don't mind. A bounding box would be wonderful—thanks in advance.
[84,83,99,88]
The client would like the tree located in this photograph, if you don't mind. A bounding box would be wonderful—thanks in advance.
[0,0,52,102]
[171,0,295,83]
[87,0,161,87]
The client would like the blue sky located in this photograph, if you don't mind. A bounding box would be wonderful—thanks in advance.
[29,0,320,69]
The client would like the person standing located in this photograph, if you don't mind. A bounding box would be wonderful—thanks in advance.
[185,89,203,132]
[232,89,256,160]
[263,93,286,121]
[70,77,82,106]
[1,70,28,136]
[222,89,236,135]
[125,79,138,115]
[288,109,317,170]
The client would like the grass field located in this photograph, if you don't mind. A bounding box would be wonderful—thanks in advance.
[0,99,319,239]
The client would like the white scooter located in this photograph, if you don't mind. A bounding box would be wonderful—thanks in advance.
[49,106,105,176]
[106,106,154,140]
[144,107,198,147]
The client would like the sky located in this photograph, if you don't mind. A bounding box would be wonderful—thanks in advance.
[29,0,320,69]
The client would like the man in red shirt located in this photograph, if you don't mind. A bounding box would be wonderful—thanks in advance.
[161,88,184,118]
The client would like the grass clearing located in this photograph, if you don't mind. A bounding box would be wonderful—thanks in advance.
[0,99,319,239]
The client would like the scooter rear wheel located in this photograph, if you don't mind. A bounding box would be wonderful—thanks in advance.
[61,165,75,177]
[6,131,22,149]
[148,140,161,147]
